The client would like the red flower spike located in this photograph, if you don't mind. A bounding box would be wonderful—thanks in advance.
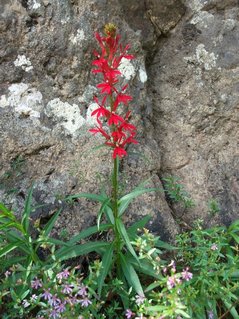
[89,24,137,159]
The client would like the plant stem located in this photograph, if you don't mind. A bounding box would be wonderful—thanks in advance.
[112,157,121,273]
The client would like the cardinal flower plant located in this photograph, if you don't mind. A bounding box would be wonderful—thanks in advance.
[64,23,160,300]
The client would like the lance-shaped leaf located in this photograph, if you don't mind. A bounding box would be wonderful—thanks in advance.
[116,218,139,263]
[97,242,114,296]
[119,253,144,296]
[55,241,109,261]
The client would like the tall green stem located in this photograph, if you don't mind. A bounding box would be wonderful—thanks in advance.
[112,157,121,273]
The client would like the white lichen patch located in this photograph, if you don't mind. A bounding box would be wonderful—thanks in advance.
[45,98,86,136]
[191,11,214,29]
[1,83,43,118]
[70,29,85,45]
[14,55,33,72]
[184,44,217,71]
[139,67,148,83]
[195,44,217,70]
[28,0,41,9]
[185,0,208,12]
[118,58,136,80]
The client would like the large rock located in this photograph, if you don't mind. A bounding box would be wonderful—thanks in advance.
[0,0,238,241]
[0,0,179,240]
[148,0,239,227]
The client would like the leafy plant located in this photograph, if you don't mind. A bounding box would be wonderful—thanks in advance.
[0,191,67,268]
[175,221,239,318]
[208,198,220,216]
[162,176,195,209]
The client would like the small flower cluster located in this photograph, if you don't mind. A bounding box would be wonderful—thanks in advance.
[90,23,137,159]
[22,268,92,319]
[164,260,193,290]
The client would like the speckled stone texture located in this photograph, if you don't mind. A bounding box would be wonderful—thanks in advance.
[0,0,238,240]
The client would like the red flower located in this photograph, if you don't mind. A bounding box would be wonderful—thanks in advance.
[108,113,124,126]
[97,82,113,94]
[113,147,127,159]
[89,126,110,140]
[114,93,132,111]
[91,106,110,119]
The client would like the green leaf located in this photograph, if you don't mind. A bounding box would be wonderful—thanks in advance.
[127,215,151,239]
[97,198,112,230]
[146,305,166,312]
[116,218,139,263]
[119,253,144,296]
[55,241,109,261]
[223,300,239,319]
[37,237,70,247]
[175,309,191,318]
[0,203,15,219]
[127,255,162,280]
[0,256,26,269]
[118,188,161,216]
[145,281,162,292]
[97,243,114,296]
[155,239,176,250]
[4,230,25,242]
[65,223,112,246]
[42,208,62,237]
[0,222,17,230]
[0,242,19,258]
[230,232,239,244]
[104,205,115,224]
[65,193,108,204]
[21,186,34,232]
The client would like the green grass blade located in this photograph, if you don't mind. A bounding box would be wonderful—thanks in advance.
[55,241,109,261]
[116,219,139,263]
[119,253,144,296]
[22,186,34,232]
[118,188,161,216]
[97,242,114,296]
[42,208,62,237]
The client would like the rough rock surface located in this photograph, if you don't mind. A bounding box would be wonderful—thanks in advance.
[148,0,239,227]
[0,0,238,240]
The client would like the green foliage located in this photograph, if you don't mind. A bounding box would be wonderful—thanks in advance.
[162,176,195,208]
[1,176,239,318]
[208,198,220,216]
[175,221,239,318]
